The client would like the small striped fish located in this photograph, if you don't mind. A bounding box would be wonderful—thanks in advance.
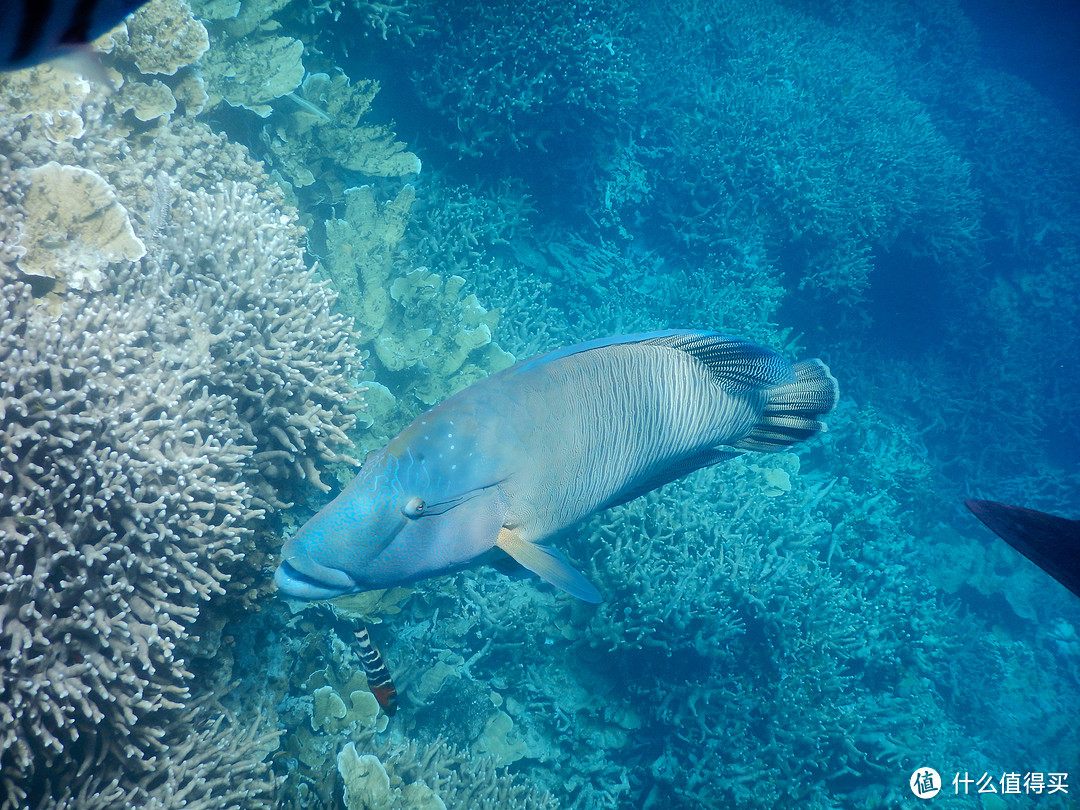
[276,330,839,603]
[2,0,147,71]
[354,625,397,715]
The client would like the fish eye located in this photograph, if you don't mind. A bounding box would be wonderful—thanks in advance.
[402,497,425,519]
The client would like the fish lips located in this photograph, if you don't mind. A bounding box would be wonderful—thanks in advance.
[274,557,358,601]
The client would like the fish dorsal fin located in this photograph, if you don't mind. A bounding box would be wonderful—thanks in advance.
[495,527,602,603]
[640,332,794,393]
[507,329,713,377]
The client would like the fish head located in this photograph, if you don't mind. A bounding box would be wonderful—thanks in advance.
[274,440,507,600]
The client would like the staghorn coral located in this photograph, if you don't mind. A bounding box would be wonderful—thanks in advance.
[159,182,361,501]
[44,699,280,809]
[0,245,253,806]
[409,0,637,157]
[613,0,981,304]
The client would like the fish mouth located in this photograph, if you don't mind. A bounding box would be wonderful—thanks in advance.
[274,559,357,601]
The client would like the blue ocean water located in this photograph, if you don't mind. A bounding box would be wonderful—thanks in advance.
[254,1,1080,806]
[1,0,1079,808]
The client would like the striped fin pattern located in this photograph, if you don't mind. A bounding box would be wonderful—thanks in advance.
[732,358,839,451]
[4,0,147,70]
[354,625,397,716]
[640,332,793,392]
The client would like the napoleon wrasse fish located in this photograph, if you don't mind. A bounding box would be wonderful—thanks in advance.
[275,330,839,603]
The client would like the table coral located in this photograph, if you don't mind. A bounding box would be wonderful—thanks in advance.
[265,72,421,201]
[201,34,305,117]
[113,78,178,121]
[15,162,146,294]
[109,0,210,76]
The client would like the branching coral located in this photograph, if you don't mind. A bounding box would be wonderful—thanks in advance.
[615,0,981,304]
[158,182,361,500]
[0,58,361,808]
[409,0,637,157]
[0,241,254,807]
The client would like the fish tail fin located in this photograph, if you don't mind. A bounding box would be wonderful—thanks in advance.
[733,359,839,452]
[966,498,1080,599]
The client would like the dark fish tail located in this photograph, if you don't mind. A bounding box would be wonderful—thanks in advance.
[13,0,54,64]
[965,498,1080,599]
[354,625,397,715]
[61,0,104,46]
[5,0,148,70]
[734,358,839,451]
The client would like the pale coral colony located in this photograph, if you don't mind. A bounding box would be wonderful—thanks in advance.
[1,1,1079,810]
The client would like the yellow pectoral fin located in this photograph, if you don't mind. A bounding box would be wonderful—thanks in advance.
[495,527,602,603]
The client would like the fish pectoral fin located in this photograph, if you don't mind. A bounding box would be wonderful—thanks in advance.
[495,527,602,603]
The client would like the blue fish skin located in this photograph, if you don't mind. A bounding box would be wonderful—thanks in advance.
[2,0,146,71]
[275,330,839,602]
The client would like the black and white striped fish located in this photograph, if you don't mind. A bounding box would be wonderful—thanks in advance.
[2,0,147,71]
[354,625,397,715]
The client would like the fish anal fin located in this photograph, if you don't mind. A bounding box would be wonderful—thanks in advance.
[495,527,602,603]
[601,448,742,510]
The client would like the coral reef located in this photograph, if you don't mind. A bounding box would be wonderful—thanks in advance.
[266,72,421,202]
[4,1,1079,808]
[408,0,638,157]
[323,183,514,417]
[612,0,980,304]
[0,48,359,807]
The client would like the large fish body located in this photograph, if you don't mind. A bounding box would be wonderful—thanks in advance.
[275,331,839,602]
[1,0,146,71]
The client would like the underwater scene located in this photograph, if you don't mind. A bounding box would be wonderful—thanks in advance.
[1,0,1078,808]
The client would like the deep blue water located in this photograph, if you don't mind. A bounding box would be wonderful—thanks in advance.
[256,1,1080,807]
[4,0,1080,808]
[261,3,1080,807]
